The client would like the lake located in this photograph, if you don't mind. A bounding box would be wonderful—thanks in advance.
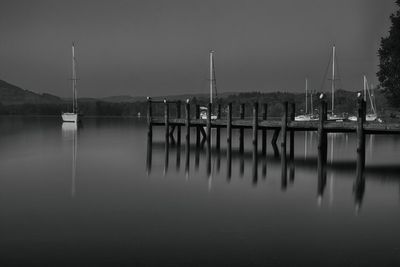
[0,117,399,266]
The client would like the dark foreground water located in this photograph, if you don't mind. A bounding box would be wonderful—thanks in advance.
[0,117,399,266]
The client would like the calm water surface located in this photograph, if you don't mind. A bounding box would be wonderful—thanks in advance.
[0,117,400,266]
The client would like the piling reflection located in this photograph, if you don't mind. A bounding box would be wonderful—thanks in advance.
[146,129,397,209]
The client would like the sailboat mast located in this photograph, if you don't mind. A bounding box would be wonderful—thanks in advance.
[72,43,76,113]
[331,45,335,114]
[310,89,313,115]
[209,50,214,104]
[363,75,367,102]
[305,78,308,114]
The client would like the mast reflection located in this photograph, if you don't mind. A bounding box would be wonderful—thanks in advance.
[62,122,78,198]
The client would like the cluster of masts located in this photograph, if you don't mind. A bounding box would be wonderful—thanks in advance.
[62,44,379,123]
[207,45,379,122]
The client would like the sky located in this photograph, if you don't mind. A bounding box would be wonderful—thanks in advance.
[0,0,397,98]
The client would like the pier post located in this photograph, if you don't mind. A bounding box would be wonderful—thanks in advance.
[355,98,366,193]
[281,102,288,189]
[262,103,267,156]
[252,102,259,183]
[239,103,245,154]
[289,103,295,161]
[176,100,181,147]
[281,102,288,147]
[227,103,232,179]
[185,99,190,175]
[206,102,212,176]
[146,97,153,176]
[164,100,169,174]
[195,104,200,148]
[164,100,169,146]
[147,97,152,143]
[216,104,221,150]
[317,100,327,180]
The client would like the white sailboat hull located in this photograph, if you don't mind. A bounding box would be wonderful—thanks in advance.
[62,113,78,123]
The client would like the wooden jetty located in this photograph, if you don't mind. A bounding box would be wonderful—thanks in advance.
[146,97,400,192]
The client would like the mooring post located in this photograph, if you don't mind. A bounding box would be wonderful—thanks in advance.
[147,97,152,142]
[281,102,288,189]
[227,103,232,179]
[289,103,295,161]
[195,104,200,148]
[317,99,327,180]
[355,98,366,186]
[185,99,190,174]
[216,104,221,150]
[146,97,153,176]
[206,102,212,176]
[176,100,181,147]
[163,99,170,175]
[239,103,245,154]
[262,103,267,156]
[252,102,259,183]
[281,102,288,147]
[164,99,170,145]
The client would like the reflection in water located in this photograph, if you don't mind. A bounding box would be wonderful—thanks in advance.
[146,130,398,209]
[62,122,78,198]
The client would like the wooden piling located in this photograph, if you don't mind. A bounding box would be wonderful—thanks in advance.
[147,97,152,142]
[356,98,366,183]
[216,104,221,150]
[185,100,190,173]
[227,103,232,178]
[206,102,212,176]
[280,102,288,187]
[164,100,169,146]
[317,100,327,179]
[176,100,181,147]
[281,102,288,147]
[164,100,169,174]
[289,103,295,161]
[252,102,259,183]
[195,104,200,148]
[262,103,267,156]
[146,97,153,176]
[239,103,245,154]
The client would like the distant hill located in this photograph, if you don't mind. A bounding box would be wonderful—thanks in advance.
[0,79,63,105]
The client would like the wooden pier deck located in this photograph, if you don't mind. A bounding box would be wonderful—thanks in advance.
[145,97,400,197]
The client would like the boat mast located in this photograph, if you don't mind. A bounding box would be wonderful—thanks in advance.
[209,50,214,104]
[72,42,78,113]
[363,74,367,102]
[305,78,308,114]
[331,45,335,115]
[72,43,76,113]
[310,89,313,115]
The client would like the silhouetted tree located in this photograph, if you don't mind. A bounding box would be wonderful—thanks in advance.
[378,0,400,106]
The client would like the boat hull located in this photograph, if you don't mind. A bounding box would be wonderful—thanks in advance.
[62,113,78,123]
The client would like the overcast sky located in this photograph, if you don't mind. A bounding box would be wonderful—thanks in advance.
[0,0,397,97]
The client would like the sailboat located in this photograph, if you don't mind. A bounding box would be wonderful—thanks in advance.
[200,50,218,120]
[295,78,318,121]
[62,43,80,123]
[326,45,345,121]
[348,75,379,122]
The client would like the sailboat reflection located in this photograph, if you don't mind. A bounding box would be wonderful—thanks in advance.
[62,122,78,198]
